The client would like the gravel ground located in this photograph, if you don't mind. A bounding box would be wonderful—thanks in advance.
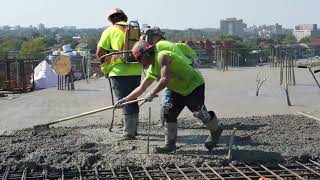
[1,114,319,171]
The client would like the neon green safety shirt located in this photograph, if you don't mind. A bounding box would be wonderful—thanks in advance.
[97,21,142,77]
[175,43,197,60]
[156,40,195,65]
[146,50,204,96]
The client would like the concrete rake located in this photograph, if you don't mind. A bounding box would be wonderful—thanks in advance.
[32,98,145,135]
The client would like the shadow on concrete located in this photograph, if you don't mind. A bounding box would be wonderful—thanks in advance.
[222,123,268,131]
[177,149,285,164]
[177,135,207,144]
[295,83,318,87]
[220,135,270,146]
[178,122,268,131]
[74,89,102,92]
[231,149,285,164]
[177,135,269,147]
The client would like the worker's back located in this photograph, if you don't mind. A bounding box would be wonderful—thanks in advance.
[98,21,142,77]
[156,40,194,65]
[146,49,204,96]
[175,43,197,61]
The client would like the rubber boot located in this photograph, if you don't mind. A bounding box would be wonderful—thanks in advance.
[204,112,223,151]
[133,113,139,136]
[159,106,165,128]
[154,123,177,153]
[122,113,138,140]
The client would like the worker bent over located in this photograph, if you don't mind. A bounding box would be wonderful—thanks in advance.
[96,8,142,140]
[141,27,197,127]
[115,40,223,153]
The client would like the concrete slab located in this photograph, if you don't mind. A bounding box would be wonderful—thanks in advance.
[0,67,319,134]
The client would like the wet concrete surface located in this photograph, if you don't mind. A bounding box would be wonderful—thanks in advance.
[0,67,320,170]
[0,115,319,170]
[1,67,320,134]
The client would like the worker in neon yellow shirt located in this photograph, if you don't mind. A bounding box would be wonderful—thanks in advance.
[142,27,197,65]
[115,40,223,153]
[96,8,142,140]
[141,27,198,127]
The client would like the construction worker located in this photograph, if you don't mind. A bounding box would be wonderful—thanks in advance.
[141,27,198,127]
[115,40,223,153]
[96,8,142,140]
[142,27,197,65]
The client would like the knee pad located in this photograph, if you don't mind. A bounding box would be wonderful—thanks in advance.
[193,106,214,123]
[208,111,216,119]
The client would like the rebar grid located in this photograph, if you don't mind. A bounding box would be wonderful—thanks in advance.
[0,160,319,180]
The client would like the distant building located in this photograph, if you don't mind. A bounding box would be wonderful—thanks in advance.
[293,24,320,42]
[62,26,77,30]
[256,23,284,38]
[220,18,247,37]
[245,25,259,36]
[2,25,10,31]
[73,35,81,42]
[38,23,45,32]
[12,25,21,30]
[55,34,62,42]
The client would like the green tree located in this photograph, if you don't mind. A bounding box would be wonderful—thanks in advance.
[299,37,311,44]
[61,35,78,48]
[45,37,58,47]
[283,34,297,45]
[81,36,99,53]
[19,37,48,58]
[0,37,25,52]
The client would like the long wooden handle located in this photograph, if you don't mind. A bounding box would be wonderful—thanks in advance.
[46,98,145,126]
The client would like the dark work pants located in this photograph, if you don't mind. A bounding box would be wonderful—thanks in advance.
[110,76,141,115]
[163,84,205,123]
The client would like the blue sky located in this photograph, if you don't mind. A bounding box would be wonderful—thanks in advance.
[0,0,319,29]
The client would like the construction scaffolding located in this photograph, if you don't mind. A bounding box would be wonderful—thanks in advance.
[0,58,41,93]
[1,160,320,179]
[215,47,240,71]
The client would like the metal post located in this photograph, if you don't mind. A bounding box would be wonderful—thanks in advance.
[227,128,237,162]
[280,55,283,85]
[67,74,70,90]
[147,107,151,154]
[61,75,64,90]
[308,67,320,89]
[292,58,296,86]
[64,75,67,90]
[70,71,75,90]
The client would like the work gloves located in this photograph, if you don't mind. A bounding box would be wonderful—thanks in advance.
[114,92,157,108]
[144,92,157,102]
[114,98,126,108]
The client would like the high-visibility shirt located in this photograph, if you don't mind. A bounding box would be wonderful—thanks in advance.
[97,21,142,77]
[175,43,197,60]
[146,49,204,96]
[155,40,193,65]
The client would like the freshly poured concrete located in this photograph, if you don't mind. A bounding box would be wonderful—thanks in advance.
[0,67,320,169]
[0,67,319,134]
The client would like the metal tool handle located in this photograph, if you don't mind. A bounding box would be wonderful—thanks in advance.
[99,50,132,61]
[46,98,145,126]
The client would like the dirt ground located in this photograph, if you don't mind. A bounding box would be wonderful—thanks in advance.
[1,114,319,171]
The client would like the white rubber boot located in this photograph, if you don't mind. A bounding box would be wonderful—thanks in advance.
[122,113,138,140]
[204,112,223,151]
